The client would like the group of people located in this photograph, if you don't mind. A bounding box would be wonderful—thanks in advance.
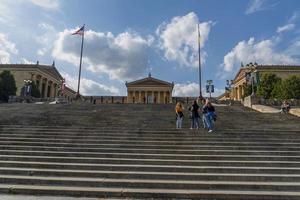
[175,98,216,133]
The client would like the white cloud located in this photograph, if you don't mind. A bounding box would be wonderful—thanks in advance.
[156,12,213,68]
[0,1,15,24]
[53,28,153,81]
[29,0,60,10]
[245,0,278,14]
[246,0,266,14]
[0,33,18,64]
[173,82,224,97]
[36,23,56,56]
[277,24,295,33]
[221,37,298,73]
[173,82,199,97]
[22,58,35,64]
[62,73,119,96]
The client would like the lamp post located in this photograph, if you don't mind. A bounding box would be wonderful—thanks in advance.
[245,62,257,96]
[59,79,65,97]
[23,79,32,97]
[226,79,233,105]
[206,80,213,99]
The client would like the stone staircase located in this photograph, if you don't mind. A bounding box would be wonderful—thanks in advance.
[0,103,299,199]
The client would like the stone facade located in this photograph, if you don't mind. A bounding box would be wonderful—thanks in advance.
[0,62,76,100]
[126,74,174,104]
[230,63,300,101]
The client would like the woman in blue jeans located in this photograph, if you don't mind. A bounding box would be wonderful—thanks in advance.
[203,100,216,133]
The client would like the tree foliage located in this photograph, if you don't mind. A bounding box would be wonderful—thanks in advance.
[0,70,17,102]
[255,74,300,100]
[256,73,281,99]
[30,81,41,98]
[280,76,300,99]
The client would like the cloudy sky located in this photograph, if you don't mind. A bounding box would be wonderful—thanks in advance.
[1,0,300,97]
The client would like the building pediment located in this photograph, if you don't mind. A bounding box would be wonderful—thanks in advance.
[126,76,173,87]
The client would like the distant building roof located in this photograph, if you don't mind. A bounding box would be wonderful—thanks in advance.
[233,63,300,81]
[0,62,63,80]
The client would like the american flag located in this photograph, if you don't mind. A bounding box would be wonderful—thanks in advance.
[72,25,85,36]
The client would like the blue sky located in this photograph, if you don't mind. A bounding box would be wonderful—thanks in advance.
[0,0,300,97]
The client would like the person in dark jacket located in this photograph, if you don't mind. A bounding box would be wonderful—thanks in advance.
[191,100,200,129]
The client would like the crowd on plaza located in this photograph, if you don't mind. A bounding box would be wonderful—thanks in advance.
[175,98,216,133]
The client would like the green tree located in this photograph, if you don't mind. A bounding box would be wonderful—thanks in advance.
[281,76,300,99]
[242,84,257,98]
[271,79,283,99]
[256,73,281,99]
[0,70,17,102]
[30,81,41,98]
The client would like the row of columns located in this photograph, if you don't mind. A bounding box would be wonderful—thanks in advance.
[128,90,172,104]
[34,75,59,98]
[231,85,245,100]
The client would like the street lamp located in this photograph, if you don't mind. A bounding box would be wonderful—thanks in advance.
[206,80,214,99]
[58,79,65,97]
[23,79,32,97]
[245,63,257,96]
[226,80,233,104]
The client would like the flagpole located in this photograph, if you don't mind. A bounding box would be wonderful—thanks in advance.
[76,25,84,98]
[198,23,202,98]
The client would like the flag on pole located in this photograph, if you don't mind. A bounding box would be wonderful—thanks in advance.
[72,25,85,36]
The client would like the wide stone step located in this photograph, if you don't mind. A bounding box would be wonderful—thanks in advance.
[1,175,300,191]
[2,145,300,155]
[1,133,300,142]
[0,161,300,174]
[1,155,300,167]
[0,142,300,151]
[1,137,300,146]
[1,167,300,182]
[0,184,299,199]
[2,150,300,161]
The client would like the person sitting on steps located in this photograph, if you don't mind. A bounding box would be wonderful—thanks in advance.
[280,100,291,114]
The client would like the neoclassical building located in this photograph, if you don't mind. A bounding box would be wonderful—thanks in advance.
[230,63,300,101]
[126,74,174,104]
[0,62,76,100]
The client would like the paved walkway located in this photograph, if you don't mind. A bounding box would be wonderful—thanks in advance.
[250,104,300,117]
[0,195,99,200]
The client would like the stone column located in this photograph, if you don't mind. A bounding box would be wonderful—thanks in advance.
[151,91,154,104]
[158,91,161,104]
[163,91,166,104]
[138,91,141,103]
[53,84,57,98]
[39,76,43,95]
[169,91,172,103]
[44,80,49,98]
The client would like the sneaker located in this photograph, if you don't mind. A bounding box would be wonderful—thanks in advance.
[208,129,213,133]
[190,127,193,130]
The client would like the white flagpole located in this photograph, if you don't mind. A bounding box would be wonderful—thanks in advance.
[76,25,85,98]
[198,23,202,98]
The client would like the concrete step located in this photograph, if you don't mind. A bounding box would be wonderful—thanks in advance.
[1,175,300,191]
[2,133,300,142]
[2,145,300,155]
[1,155,300,167]
[0,184,300,199]
[1,161,300,174]
[0,141,300,151]
[2,150,300,161]
[2,137,300,146]
[1,167,300,182]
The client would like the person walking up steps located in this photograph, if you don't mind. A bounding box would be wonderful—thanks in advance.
[191,100,200,129]
[175,102,184,129]
[203,99,216,133]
